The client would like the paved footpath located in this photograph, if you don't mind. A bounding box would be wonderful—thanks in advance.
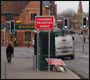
[1,55,80,79]
[79,34,89,44]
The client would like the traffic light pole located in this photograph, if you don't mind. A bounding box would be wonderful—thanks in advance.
[7,24,8,47]
[83,30,85,52]
[82,17,87,53]
[10,20,15,57]
[64,30,66,36]
[4,27,6,47]
[13,34,14,57]
[28,36,29,48]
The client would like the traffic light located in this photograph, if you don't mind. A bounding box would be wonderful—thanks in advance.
[64,18,68,29]
[10,20,15,34]
[83,17,87,29]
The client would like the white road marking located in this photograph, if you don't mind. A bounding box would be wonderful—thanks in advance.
[82,55,89,58]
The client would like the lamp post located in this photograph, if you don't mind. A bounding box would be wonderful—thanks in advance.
[40,1,42,16]
[36,1,42,72]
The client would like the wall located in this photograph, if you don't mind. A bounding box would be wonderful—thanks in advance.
[1,1,54,47]
[21,1,48,24]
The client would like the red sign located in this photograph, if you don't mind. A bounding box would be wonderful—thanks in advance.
[45,58,66,65]
[35,16,54,29]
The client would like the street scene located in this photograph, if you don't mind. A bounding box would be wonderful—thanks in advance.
[1,1,89,79]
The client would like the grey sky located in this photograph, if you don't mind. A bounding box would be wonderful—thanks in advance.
[55,1,89,14]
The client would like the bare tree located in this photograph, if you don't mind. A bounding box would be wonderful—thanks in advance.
[61,8,75,18]
[60,8,75,29]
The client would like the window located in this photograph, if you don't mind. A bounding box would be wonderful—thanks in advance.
[27,10,29,12]
[31,13,37,21]
[10,32,17,41]
[5,13,12,21]
[25,32,31,41]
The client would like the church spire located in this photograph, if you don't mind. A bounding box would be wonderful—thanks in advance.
[77,1,83,13]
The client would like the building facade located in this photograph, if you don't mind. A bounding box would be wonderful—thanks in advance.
[1,1,57,47]
[71,1,89,32]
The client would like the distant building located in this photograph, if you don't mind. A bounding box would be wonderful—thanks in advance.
[1,1,57,47]
[71,1,89,32]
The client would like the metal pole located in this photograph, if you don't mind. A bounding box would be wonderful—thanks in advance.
[13,34,14,57]
[37,10,39,72]
[62,17,63,29]
[40,1,42,15]
[64,30,66,36]
[7,24,8,47]
[83,30,85,52]
[28,36,29,48]
[37,29,39,71]
[48,9,50,72]
[4,27,6,47]
[48,29,50,72]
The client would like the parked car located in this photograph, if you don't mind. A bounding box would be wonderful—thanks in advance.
[55,35,75,59]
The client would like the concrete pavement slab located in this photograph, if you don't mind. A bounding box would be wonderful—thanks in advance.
[1,55,80,79]
[79,34,89,44]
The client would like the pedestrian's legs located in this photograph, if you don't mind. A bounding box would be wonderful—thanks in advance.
[7,54,11,63]
[9,54,12,63]
[7,56,10,63]
[6,54,8,61]
[6,54,10,63]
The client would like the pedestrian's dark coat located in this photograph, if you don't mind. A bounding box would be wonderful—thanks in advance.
[72,36,74,41]
[6,44,14,54]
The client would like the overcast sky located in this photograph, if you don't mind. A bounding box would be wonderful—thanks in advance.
[55,1,89,14]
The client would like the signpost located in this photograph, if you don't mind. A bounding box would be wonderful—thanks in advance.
[35,16,54,29]
[36,10,39,72]
[35,16,54,72]
[48,9,50,72]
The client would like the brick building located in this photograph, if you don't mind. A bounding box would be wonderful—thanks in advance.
[1,1,57,47]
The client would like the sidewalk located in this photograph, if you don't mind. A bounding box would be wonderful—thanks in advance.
[1,55,80,79]
[79,34,89,44]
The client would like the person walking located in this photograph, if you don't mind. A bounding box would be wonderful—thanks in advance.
[6,43,14,63]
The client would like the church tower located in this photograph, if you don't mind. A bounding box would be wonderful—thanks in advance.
[77,1,83,13]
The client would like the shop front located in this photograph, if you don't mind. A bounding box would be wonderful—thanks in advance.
[1,24,35,47]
